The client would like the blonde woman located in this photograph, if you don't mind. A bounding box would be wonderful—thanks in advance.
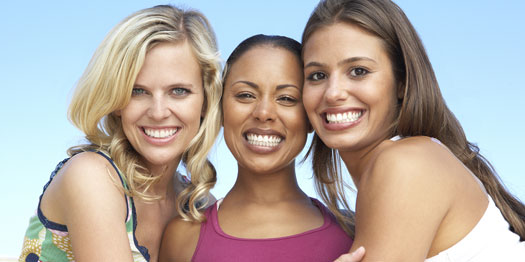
[19,5,221,262]
[302,0,525,261]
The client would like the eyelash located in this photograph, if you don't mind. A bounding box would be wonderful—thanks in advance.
[349,67,370,78]
[172,87,190,96]
[235,92,298,106]
[132,88,147,96]
[131,87,192,97]
[306,67,371,82]
[235,92,255,100]
[306,72,326,81]
[278,95,298,105]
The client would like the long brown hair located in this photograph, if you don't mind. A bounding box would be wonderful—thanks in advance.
[302,0,525,239]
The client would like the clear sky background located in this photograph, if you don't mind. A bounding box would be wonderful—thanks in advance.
[1,0,524,258]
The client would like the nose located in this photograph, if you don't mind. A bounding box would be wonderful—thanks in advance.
[252,96,276,122]
[147,96,170,120]
[325,75,349,104]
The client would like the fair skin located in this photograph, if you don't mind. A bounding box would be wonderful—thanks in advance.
[40,41,205,261]
[303,22,488,261]
[161,45,362,262]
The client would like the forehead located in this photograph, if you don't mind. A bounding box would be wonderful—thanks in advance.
[303,22,388,65]
[136,40,202,84]
[236,45,300,66]
[226,46,302,83]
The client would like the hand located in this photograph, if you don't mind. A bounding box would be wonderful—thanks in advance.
[334,246,365,262]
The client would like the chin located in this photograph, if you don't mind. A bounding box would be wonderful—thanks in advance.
[321,135,358,151]
[143,151,182,166]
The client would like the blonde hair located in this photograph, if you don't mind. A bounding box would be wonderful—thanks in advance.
[303,0,525,239]
[67,5,222,221]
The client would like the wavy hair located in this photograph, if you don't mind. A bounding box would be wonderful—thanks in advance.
[302,0,525,239]
[67,5,222,222]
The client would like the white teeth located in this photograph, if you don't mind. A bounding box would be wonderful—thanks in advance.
[326,111,362,124]
[246,133,282,147]
[144,128,178,138]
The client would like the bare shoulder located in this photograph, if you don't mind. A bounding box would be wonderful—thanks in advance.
[62,151,118,179]
[59,151,123,196]
[360,136,461,212]
[367,136,458,190]
[351,137,458,260]
[42,151,126,224]
[160,216,202,262]
[39,152,134,260]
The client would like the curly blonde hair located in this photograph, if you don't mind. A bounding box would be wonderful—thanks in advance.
[67,5,222,221]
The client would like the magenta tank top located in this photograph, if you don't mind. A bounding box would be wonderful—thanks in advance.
[192,198,353,262]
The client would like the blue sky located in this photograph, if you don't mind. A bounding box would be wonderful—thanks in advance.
[1,0,524,258]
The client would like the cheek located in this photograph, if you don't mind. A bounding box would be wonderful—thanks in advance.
[302,87,322,114]
[295,108,310,131]
[120,102,142,126]
[368,82,398,121]
[222,113,236,142]
[221,99,240,127]
[178,96,205,130]
[284,109,309,142]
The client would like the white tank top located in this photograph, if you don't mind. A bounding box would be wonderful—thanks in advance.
[425,195,525,261]
[391,136,525,261]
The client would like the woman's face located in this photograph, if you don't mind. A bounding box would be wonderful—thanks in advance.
[302,22,399,154]
[222,45,308,174]
[118,41,204,171]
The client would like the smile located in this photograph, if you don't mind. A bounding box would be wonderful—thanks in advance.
[143,127,179,138]
[246,133,283,147]
[325,110,363,124]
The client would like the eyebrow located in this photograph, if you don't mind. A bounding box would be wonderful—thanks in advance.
[231,80,258,89]
[231,81,299,91]
[133,83,194,89]
[338,56,376,66]
[276,84,300,91]
[304,56,377,69]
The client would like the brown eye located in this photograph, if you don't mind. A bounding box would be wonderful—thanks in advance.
[307,72,326,81]
[350,67,369,77]
[277,95,298,106]
[235,92,255,100]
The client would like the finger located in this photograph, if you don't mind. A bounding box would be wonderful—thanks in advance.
[352,246,365,260]
[334,246,366,262]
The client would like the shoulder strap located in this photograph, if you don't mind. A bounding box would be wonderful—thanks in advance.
[93,151,130,190]
[95,151,150,260]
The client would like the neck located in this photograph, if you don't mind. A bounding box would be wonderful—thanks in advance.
[339,136,389,188]
[226,163,308,204]
[144,161,180,198]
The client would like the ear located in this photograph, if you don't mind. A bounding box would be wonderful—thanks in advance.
[114,110,122,117]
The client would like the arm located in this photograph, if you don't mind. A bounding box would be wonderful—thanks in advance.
[159,216,201,262]
[349,140,455,261]
[40,152,133,261]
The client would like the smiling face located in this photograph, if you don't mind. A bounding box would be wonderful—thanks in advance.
[118,41,204,172]
[222,45,308,174]
[302,22,399,155]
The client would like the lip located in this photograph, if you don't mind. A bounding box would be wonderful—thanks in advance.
[140,126,180,146]
[242,127,284,154]
[320,108,365,131]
